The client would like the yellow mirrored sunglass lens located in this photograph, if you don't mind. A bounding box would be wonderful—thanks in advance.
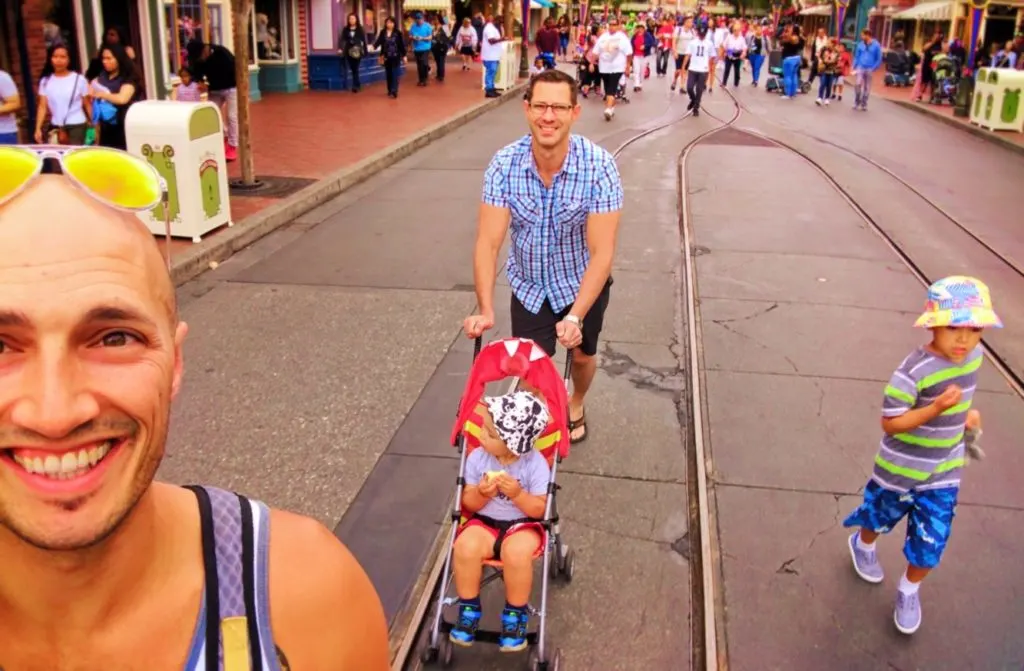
[63,148,162,211]
[0,147,41,203]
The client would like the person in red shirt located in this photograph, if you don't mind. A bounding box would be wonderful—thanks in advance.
[631,24,655,90]
[535,17,560,68]
[656,17,674,76]
[835,40,852,100]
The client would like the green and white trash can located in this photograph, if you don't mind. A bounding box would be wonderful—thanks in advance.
[970,68,1024,133]
[125,101,234,243]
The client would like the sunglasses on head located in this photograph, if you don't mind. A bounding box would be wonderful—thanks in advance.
[0,145,172,269]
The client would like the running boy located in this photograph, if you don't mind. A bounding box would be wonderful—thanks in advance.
[843,276,1003,635]
[450,391,552,652]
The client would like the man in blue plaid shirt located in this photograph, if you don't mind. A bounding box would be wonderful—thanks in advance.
[463,69,623,444]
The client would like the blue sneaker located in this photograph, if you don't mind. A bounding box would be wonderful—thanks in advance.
[498,607,529,652]
[449,603,481,647]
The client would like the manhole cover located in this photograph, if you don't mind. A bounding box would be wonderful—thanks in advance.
[230,175,317,199]
[701,127,775,147]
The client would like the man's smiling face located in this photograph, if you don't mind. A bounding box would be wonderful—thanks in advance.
[0,176,188,551]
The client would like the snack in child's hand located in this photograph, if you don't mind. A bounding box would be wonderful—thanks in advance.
[485,470,505,480]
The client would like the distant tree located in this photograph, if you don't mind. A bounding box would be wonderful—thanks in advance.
[230,0,257,186]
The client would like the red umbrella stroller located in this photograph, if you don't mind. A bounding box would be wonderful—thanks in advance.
[420,337,576,671]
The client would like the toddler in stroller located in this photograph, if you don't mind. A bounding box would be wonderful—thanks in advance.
[929,52,959,104]
[421,337,575,671]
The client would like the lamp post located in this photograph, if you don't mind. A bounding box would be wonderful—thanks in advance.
[955,0,988,117]
[833,0,849,40]
[520,0,531,77]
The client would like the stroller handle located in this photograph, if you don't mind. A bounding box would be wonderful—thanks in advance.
[473,336,482,360]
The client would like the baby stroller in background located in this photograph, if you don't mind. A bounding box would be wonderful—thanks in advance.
[929,53,960,105]
[575,58,602,98]
[420,337,576,671]
[764,48,811,94]
[764,48,784,91]
[883,49,916,87]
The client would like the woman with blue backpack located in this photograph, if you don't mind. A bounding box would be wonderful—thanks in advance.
[89,43,139,150]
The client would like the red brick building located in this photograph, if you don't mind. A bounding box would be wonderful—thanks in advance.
[1,0,71,139]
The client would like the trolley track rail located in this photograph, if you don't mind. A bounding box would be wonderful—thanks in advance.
[725,96,1024,283]
[702,87,1024,401]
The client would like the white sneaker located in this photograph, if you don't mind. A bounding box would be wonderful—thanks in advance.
[824,99,830,106]
[815,97,822,105]
[604,108,613,121]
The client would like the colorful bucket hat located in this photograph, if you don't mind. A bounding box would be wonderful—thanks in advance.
[914,275,1003,329]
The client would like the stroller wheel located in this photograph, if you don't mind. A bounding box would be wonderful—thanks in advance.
[439,637,455,667]
[561,549,576,584]
[549,549,561,580]
[420,644,439,665]
[527,646,563,671]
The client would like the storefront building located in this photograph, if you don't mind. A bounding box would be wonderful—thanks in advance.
[887,0,1022,56]
[1,0,310,136]
[305,0,403,90]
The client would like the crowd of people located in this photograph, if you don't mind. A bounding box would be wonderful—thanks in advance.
[0,25,241,160]
[529,11,889,116]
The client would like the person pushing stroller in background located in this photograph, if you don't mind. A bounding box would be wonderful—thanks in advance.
[449,390,553,653]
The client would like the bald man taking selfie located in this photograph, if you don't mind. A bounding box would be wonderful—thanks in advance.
[0,154,389,670]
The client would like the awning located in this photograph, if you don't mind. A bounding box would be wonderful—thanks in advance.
[402,0,450,10]
[531,0,555,7]
[619,3,655,12]
[891,1,953,21]
[799,4,833,15]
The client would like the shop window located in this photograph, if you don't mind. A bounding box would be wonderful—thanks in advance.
[164,0,225,77]
[252,0,298,62]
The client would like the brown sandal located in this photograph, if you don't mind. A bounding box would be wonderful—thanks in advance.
[568,408,588,444]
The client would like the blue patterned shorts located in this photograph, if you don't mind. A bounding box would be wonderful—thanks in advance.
[843,480,959,569]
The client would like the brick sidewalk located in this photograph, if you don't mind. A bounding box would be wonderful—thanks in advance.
[871,73,1024,150]
[159,59,503,262]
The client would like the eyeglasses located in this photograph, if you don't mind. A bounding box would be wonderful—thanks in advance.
[528,102,575,115]
[0,145,172,269]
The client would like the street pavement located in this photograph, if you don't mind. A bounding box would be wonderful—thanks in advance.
[694,88,1024,669]
[166,76,698,669]
[161,67,1024,670]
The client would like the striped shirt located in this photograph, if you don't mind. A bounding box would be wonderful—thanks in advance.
[482,134,623,314]
[874,346,983,492]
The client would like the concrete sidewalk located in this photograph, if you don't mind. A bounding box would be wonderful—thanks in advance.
[688,98,1024,669]
[869,75,1024,156]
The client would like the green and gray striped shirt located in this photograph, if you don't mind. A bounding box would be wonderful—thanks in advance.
[875,346,982,492]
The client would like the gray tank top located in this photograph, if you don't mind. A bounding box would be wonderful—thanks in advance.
[182,486,284,671]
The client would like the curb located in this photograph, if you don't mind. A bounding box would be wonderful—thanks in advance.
[889,99,1024,158]
[170,81,528,287]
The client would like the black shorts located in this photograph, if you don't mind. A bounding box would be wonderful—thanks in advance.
[675,54,686,70]
[510,278,612,357]
[460,46,475,56]
[464,514,540,559]
[601,72,623,95]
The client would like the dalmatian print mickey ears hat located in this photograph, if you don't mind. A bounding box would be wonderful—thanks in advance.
[483,391,550,457]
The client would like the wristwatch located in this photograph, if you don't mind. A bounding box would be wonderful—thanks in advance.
[564,315,582,328]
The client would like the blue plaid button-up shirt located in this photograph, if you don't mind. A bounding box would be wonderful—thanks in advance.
[482,134,623,314]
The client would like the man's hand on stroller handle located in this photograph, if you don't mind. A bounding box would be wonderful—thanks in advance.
[463,311,495,338]
[556,318,582,349]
